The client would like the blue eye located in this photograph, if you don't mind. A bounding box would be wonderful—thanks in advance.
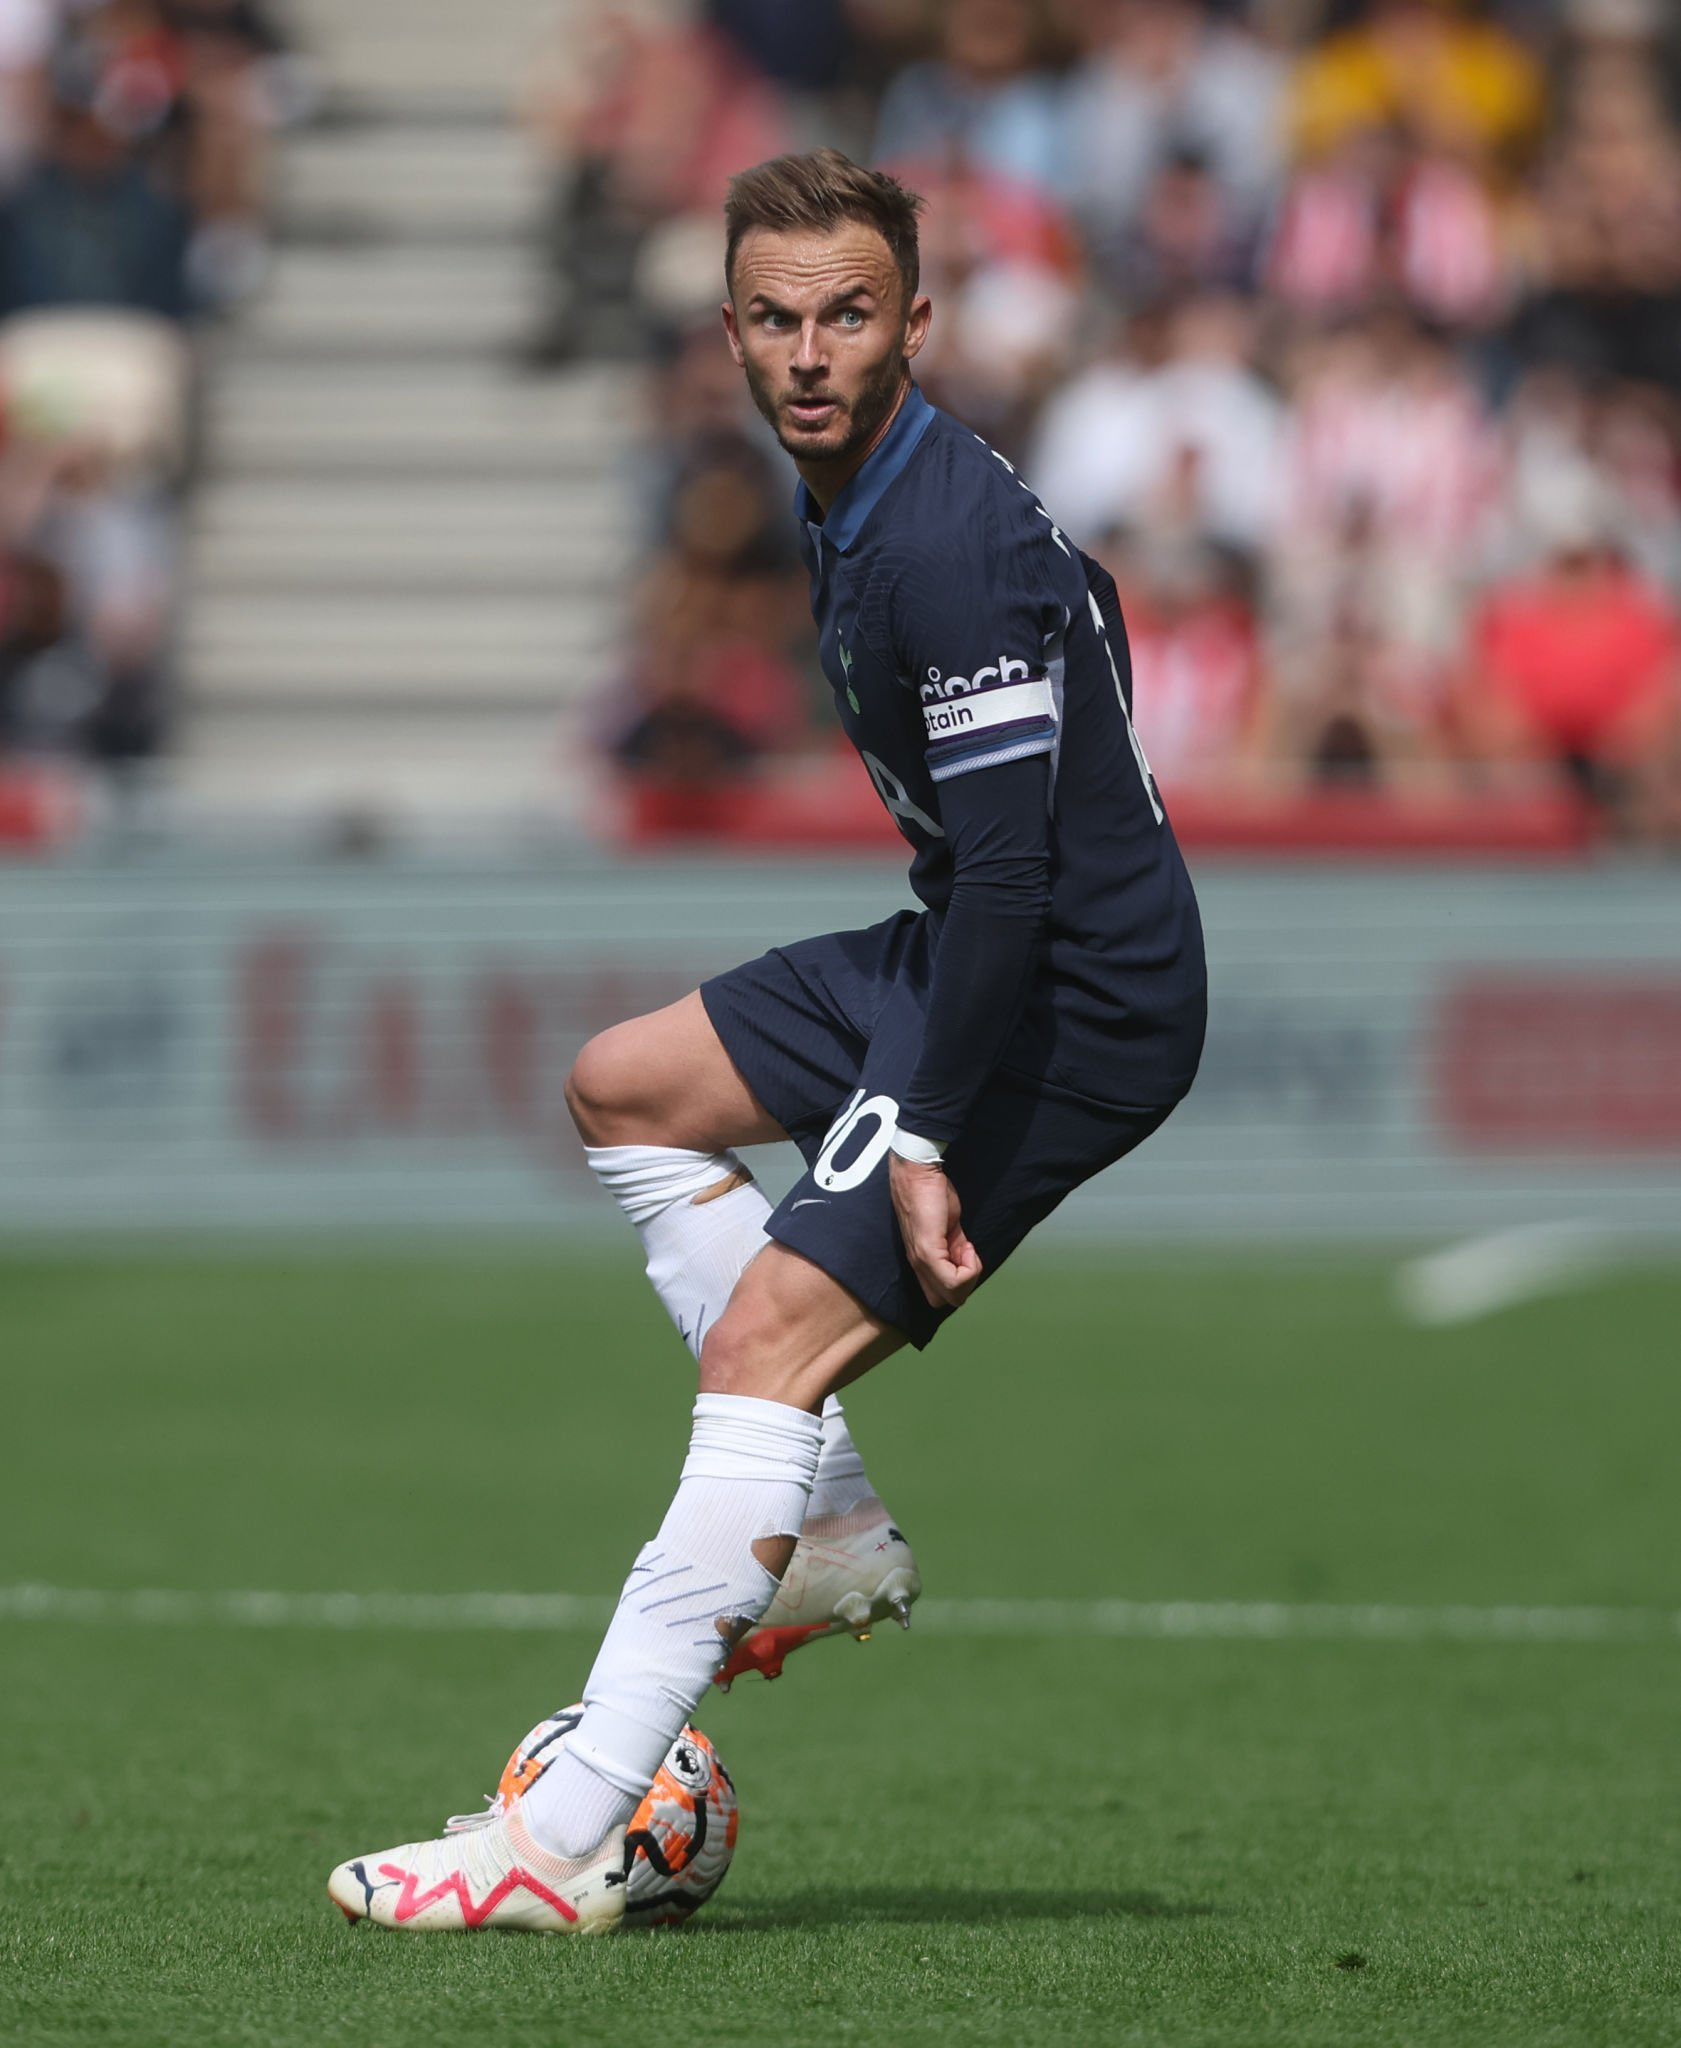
[838,309,864,327]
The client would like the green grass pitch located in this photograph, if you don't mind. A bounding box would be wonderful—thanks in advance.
[3,1249,1679,2047]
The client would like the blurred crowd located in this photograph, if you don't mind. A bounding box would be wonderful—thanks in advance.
[0,0,301,775]
[535,0,1681,843]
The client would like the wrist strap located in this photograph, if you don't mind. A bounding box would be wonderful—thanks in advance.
[889,1128,948,1165]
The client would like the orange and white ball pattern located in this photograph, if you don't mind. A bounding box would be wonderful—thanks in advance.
[493,1708,738,1927]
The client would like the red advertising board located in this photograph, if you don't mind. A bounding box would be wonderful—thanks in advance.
[1438,978,1681,1151]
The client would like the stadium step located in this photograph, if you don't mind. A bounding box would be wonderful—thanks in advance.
[188,479,633,590]
[284,0,562,106]
[276,127,544,245]
[170,705,592,817]
[237,246,546,359]
[178,0,635,816]
[202,361,630,473]
[183,591,617,702]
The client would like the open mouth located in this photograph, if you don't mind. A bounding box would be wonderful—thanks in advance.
[785,396,841,429]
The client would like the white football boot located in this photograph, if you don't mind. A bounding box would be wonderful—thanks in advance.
[716,1495,921,1688]
[327,1805,626,1934]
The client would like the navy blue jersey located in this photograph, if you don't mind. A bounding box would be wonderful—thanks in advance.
[794,382,1206,1142]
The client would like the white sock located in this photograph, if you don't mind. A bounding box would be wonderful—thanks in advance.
[525,1746,629,1863]
[808,1394,872,1517]
[586,1142,879,1516]
[586,1142,769,1358]
[522,1392,821,1858]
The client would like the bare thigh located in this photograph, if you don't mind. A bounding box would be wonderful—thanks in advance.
[698,1240,905,1414]
[566,990,786,1151]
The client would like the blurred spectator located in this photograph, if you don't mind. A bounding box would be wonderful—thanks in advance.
[611,671,762,785]
[661,427,796,585]
[1266,127,1513,331]
[521,4,791,365]
[0,0,57,187]
[1029,297,1281,557]
[1515,36,1681,393]
[0,308,190,472]
[1288,0,1545,172]
[0,0,290,787]
[25,0,296,313]
[608,539,813,782]
[1592,384,1681,594]
[609,297,817,784]
[0,46,190,776]
[898,148,1083,453]
[163,0,296,306]
[1502,367,1681,591]
[1111,143,1259,302]
[872,0,1066,198]
[1272,585,1454,785]
[0,427,175,759]
[1270,312,1497,654]
[0,51,193,321]
[0,552,104,753]
[1062,0,1284,288]
[1463,475,1680,810]
[633,317,783,538]
[1105,529,1269,790]
[707,0,858,99]
[35,440,174,756]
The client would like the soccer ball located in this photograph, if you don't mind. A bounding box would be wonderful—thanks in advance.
[491,1707,738,1927]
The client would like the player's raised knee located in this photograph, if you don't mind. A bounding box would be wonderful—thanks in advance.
[565,1025,652,1145]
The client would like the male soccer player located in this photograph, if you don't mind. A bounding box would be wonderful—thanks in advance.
[328,149,1206,1934]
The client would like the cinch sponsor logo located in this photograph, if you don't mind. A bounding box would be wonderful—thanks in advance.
[920,656,1031,701]
[924,702,976,736]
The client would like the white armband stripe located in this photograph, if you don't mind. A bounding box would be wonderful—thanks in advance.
[926,732,1056,783]
[922,675,1056,744]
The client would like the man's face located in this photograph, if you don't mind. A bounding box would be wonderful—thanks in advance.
[722,222,931,476]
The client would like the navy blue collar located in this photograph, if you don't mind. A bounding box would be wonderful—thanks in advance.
[793,382,936,552]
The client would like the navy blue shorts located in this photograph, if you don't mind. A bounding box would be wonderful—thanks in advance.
[700,910,1186,1349]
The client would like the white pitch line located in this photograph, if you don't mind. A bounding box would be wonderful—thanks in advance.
[1394,1222,1615,1328]
[1,1584,1676,1646]
[0,1585,615,1631]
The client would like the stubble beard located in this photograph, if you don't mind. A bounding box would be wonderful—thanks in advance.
[744,340,909,470]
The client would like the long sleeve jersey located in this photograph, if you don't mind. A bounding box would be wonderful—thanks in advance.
[795,382,1206,1144]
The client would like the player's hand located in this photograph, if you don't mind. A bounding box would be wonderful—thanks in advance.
[889,1153,983,1309]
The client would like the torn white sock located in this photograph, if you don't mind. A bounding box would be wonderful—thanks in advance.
[586,1142,769,1357]
[585,1142,880,1521]
[522,1392,821,1859]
